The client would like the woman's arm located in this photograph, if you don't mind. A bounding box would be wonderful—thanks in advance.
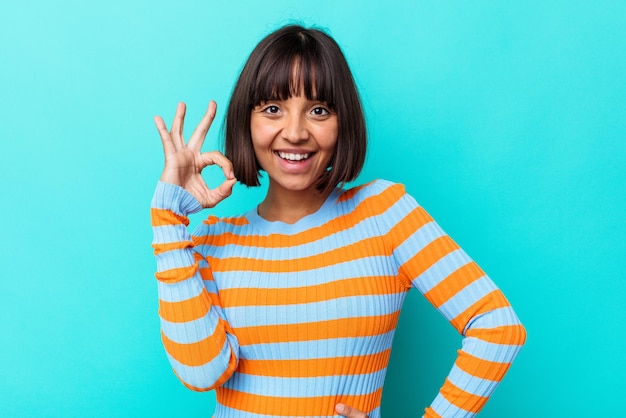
[151,182,239,390]
[382,183,526,417]
[151,102,239,390]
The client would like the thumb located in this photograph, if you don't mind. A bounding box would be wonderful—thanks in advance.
[204,177,237,208]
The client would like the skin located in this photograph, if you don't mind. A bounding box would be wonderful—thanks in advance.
[335,403,369,418]
[250,94,338,223]
[154,101,368,418]
[155,101,236,208]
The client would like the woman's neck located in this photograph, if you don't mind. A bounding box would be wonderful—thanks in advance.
[257,184,333,224]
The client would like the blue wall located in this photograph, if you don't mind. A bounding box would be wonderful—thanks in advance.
[1,1,624,416]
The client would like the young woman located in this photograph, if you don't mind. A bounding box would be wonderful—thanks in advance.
[151,25,526,418]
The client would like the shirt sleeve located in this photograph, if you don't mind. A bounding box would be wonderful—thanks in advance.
[381,183,526,417]
[150,181,239,391]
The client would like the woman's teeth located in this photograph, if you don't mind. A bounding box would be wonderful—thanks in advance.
[277,151,310,161]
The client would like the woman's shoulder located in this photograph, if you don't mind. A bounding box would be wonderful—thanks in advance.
[339,178,409,202]
[336,179,422,219]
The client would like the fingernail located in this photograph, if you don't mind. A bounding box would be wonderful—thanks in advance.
[336,404,344,413]
[229,171,235,179]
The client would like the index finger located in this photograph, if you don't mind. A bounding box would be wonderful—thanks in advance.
[188,101,217,151]
[199,150,235,180]
[154,115,176,156]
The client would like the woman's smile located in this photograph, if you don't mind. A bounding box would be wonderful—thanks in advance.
[276,151,312,161]
[250,94,338,194]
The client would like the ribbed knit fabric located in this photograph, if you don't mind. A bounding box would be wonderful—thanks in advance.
[151,179,526,417]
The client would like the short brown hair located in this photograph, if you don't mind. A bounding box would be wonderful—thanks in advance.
[224,25,367,194]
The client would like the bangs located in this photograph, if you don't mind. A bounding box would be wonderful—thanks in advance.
[251,43,336,108]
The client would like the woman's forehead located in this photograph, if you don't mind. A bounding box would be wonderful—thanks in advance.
[254,59,333,104]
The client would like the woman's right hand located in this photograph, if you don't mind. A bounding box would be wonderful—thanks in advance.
[154,101,237,208]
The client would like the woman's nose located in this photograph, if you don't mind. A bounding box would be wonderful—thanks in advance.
[281,114,309,143]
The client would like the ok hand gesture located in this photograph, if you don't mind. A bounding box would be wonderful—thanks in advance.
[154,101,236,208]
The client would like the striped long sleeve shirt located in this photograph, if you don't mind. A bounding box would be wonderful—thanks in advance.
[151,179,526,417]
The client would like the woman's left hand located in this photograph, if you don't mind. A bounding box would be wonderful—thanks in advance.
[335,403,368,418]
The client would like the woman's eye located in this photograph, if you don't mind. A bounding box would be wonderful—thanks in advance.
[264,105,280,114]
[311,107,329,116]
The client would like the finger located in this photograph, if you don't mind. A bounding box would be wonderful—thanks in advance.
[188,101,217,151]
[170,102,186,149]
[154,115,176,156]
[199,151,235,180]
[335,403,368,418]
[205,177,237,208]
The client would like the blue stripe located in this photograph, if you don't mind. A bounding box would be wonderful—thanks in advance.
[195,213,381,259]
[368,406,381,418]
[196,209,384,258]
[429,392,474,417]
[393,221,447,269]
[437,276,498,321]
[214,256,397,290]
[241,331,395,360]
[156,248,196,271]
[466,306,523,329]
[152,224,192,245]
[461,336,525,363]
[447,364,499,397]
[213,405,381,418]
[413,249,474,293]
[160,311,224,344]
[223,369,386,398]
[152,181,202,214]
[165,341,235,389]
[224,294,404,327]
[214,405,291,418]
[156,276,205,302]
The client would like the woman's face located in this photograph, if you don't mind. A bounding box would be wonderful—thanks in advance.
[250,94,338,195]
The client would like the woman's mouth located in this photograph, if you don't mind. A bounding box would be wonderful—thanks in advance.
[276,151,312,162]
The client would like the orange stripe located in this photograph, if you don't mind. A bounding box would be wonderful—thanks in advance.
[208,234,391,273]
[237,349,392,378]
[465,324,527,345]
[152,240,192,255]
[161,318,230,367]
[173,355,238,391]
[450,290,511,333]
[151,208,189,227]
[219,276,405,307]
[199,183,405,249]
[398,235,460,284]
[385,206,434,248]
[155,264,197,283]
[208,292,222,308]
[216,387,382,416]
[336,182,369,203]
[159,288,211,323]
[423,262,486,308]
[455,350,512,382]
[440,378,489,413]
[203,215,249,226]
[233,312,400,344]
[423,407,443,418]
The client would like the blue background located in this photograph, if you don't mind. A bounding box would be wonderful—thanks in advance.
[1,1,624,416]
